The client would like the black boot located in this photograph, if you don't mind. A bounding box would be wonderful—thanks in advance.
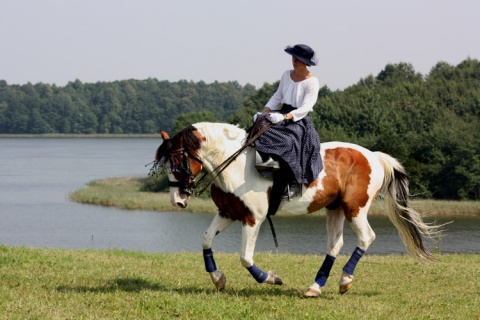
[266,170,289,216]
[281,182,301,200]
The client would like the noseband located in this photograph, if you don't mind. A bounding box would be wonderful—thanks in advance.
[149,147,203,196]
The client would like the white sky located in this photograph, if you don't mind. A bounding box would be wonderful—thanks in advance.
[1,0,479,90]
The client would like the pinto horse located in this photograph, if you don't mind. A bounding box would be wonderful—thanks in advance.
[152,122,439,297]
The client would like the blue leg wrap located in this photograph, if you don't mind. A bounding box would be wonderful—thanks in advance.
[247,264,268,283]
[343,247,365,276]
[203,248,217,273]
[315,254,336,287]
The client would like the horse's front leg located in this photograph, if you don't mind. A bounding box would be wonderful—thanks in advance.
[241,218,283,286]
[202,213,234,291]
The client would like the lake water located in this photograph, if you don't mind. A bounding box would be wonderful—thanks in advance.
[0,138,479,255]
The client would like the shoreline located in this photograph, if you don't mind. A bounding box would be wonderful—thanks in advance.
[69,177,480,216]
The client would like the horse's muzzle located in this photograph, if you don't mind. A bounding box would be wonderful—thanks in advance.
[171,188,189,208]
[176,201,187,208]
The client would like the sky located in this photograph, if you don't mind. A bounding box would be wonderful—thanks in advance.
[1,0,479,90]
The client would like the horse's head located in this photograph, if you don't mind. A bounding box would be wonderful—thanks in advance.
[154,125,204,208]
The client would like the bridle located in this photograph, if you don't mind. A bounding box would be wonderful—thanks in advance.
[149,146,203,196]
[166,147,203,195]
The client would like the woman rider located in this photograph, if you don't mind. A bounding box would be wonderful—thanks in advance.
[253,44,323,214]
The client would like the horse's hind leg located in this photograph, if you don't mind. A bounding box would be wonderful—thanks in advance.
[304,208,345,298]
[202,213,234,291]
[339,208,376,294]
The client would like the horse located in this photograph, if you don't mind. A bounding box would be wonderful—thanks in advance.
[152,121,440,298]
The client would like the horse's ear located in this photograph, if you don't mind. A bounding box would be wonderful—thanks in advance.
[160,130,170,140]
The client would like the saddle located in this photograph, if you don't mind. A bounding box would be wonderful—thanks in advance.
[248,117,301,216]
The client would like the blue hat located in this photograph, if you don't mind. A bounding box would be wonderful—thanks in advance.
[284,44,317,66]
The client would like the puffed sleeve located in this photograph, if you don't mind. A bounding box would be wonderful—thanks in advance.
[290,77,320,121]
[265,70,290,110]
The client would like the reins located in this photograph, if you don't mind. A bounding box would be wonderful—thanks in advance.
[151,117,279,249]
[193,118,272,197]
[193,118,279,249]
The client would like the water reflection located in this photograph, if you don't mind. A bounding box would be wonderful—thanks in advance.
[0,138,478,255]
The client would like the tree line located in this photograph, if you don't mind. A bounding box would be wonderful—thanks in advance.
[1,59,479,200]
[0,79,255,134]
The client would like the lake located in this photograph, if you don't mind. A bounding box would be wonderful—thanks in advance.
[0,138,478,255]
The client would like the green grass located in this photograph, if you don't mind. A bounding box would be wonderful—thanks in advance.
[70,177,480,216]
[0,246,479,319]
[70,177,216,213]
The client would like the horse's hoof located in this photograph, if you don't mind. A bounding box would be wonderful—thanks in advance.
[303,283,321,298]
[266,271,283,285]
[339,282,352,294]
[339,271,353,294]
[210,270,226,291]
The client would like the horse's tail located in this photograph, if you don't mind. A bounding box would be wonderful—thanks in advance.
[374,151,440,262]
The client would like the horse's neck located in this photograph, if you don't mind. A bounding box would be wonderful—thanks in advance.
[200,139,247,171]
[195,123,249,183]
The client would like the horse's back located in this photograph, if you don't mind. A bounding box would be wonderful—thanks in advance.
[321,141,374,155]
[321,141,383,175]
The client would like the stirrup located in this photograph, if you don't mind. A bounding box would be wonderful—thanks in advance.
[281,182,301,201]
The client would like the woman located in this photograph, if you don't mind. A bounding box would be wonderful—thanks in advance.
[254,44,323,212]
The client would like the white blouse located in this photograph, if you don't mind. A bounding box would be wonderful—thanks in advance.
[266,70,320,121]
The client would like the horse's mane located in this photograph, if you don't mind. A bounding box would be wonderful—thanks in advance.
[155,125,203,161]
[156,122,247,164]
[193,122,245,142]
[179,125,203,154]
[191,122,247,160]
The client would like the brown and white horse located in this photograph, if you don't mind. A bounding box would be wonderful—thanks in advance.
[153,122,439,297]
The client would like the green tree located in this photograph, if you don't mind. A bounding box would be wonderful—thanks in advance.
[171,110,218,134]
[29,108,53,133]
[228,82,278,128]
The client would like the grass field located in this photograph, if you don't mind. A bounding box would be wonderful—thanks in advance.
[0,246,479,319]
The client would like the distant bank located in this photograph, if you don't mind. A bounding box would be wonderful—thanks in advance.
[70,177,480,216]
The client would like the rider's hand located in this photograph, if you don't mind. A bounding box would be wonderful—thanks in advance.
[268,113,284,124]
